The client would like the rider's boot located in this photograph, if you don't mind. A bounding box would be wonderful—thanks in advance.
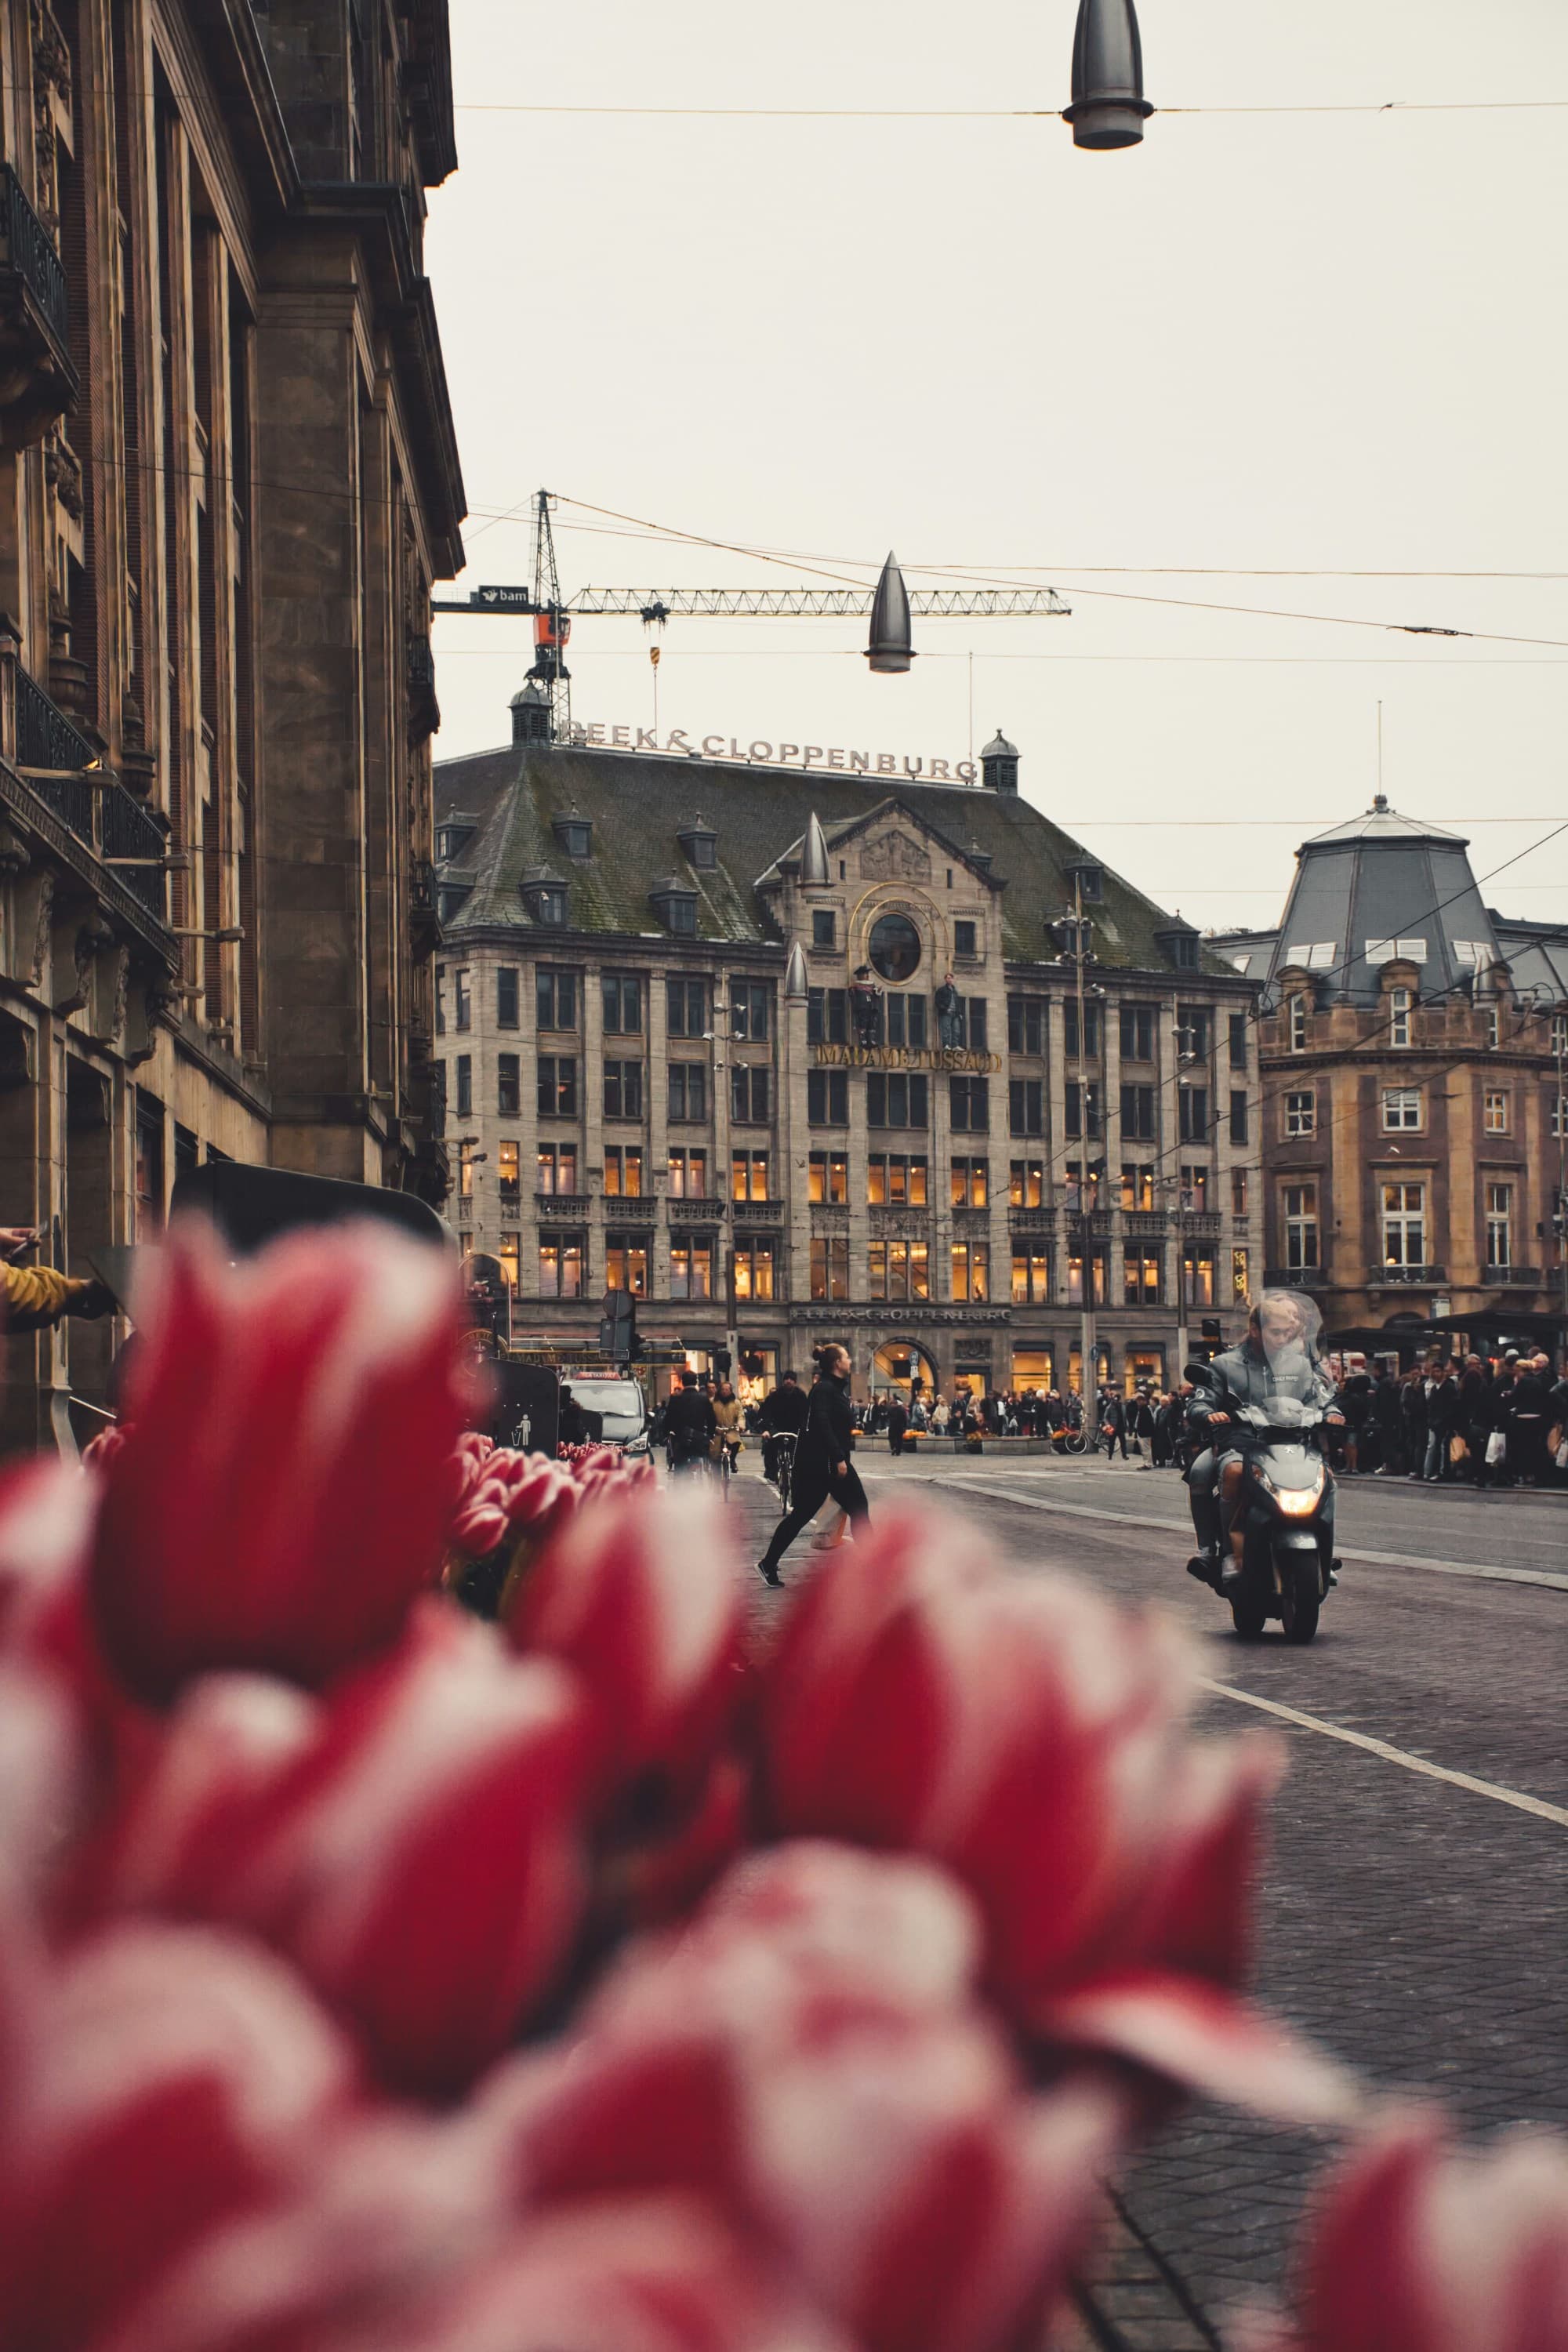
[1185,1480,1225,1588]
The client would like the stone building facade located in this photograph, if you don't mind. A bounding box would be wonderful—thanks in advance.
[0,0,463,1446]
[1220,797,1568,1357]
[434,715,1261,1402]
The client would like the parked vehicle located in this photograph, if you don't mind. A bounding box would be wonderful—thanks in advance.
[554,1373,651,1455]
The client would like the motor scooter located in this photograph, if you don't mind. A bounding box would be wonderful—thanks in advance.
[1207,1396,1340,1642]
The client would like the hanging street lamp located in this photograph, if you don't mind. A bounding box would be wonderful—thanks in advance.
[800,811,831,886]
[1063,0,1154,151]
[865,552,916,673]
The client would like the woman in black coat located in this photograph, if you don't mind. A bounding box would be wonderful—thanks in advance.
[757,1345,870,1585]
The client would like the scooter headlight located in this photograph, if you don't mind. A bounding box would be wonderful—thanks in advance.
[1274,1475,1325,1517]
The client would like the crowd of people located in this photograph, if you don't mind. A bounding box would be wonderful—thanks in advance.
[1328,1346,1568,1490]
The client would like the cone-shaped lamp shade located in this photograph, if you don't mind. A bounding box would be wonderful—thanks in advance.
[1064,0,1153,150]
[801,812,830,887]
[784,940,810,1003]
[866,552,915,673]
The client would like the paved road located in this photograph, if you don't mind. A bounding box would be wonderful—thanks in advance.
[726,1452,1568,2344]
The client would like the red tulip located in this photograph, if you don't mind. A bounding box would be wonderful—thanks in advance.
[448,1450,580,1564]
[506,1486,742,1805]
[366,2195,854,2352]
[88,1221,469,1705]
[764,1508,1351,2121]
[0,1920,354,2352]
[222,1608,591,2100]
[1247,2112,1568,2352]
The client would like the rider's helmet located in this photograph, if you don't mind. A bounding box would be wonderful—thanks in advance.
[1247,1288,1324,1365]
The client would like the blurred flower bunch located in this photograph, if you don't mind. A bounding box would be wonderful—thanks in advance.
[0,1219,1558,2351]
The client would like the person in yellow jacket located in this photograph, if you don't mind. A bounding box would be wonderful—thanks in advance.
[710,1379,744,1471]
[0,1229,114,1333]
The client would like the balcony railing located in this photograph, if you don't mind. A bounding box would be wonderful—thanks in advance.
[1264,1265,1331,1290]
[1123,1210,1167,1239]
[16,666,96,838]
[537,1194,591,1220]
[1483,1265,1541,1287]
[100,783,168,920]
[671,1198,727,1222]
[411,857,441,940]
[1181,1210,1225,1240]
[0,165,69,353]
[604,1196,656,1222]
[733,1197,785,1224]
[1368,1264,1446,1286]
[1008,1207,1056,1235]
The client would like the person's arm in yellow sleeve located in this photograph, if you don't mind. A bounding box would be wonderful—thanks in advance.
[2,1263,114,1334]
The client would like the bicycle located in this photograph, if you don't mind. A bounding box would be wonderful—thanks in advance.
[772,1432,797,1515]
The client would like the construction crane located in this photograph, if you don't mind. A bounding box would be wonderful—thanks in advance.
[431,491,1072,744]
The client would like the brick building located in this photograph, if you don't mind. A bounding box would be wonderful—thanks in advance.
[434,710,1261,1402]
[0,0,463,1446]
[1218,796,1568,1357]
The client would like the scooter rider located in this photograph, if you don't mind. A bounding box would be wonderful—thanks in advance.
[1185,1290,1343,1588]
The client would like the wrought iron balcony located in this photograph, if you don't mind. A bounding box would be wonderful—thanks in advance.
[100,783,168,920]
[16,665,96,838]
[536,1194,591,1221]
[1483,1265,1541,1288]
[407,635,439,742]
[410,855,441,947]
[1264,1265,1331,1290]
[1367,1263,1446,1286]
[0,162,77,444]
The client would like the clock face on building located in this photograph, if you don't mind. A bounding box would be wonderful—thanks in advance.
[869,911,923,984]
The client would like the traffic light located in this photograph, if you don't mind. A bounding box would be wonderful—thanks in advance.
[1200,1319,1222,1341]
[599,1288,637,1363]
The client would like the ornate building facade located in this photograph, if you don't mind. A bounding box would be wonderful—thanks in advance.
[0,0,463,1446]
[1220,797,1568,1357]
[434,713,1261,1400]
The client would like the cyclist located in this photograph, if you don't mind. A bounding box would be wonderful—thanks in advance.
[664,1370,717,1476]
[757,1370,808,1487]
[711,1379,744,1480]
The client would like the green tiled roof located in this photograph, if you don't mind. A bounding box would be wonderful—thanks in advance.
[434,741,1234,976]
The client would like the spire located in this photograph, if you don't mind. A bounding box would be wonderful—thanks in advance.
[865,552,915,674]
[784,940,810,1003]
[1064,0,1155,151]
[801,811,830,887]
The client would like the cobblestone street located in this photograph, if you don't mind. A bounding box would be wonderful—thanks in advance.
[724,1449,1568,2347]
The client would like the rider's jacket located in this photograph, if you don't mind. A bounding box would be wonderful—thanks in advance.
[1188,1340,1335,1442]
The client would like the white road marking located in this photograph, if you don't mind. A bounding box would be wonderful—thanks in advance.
[1199,1682,1568,1829]
[909,1476,1568,1595]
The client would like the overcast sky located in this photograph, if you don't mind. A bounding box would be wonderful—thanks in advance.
[427,0,1568,935]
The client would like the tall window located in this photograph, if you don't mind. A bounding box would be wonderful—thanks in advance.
[1182,1245,1217,1308]
[950,1238,989,1301]
[1231,1167,1248,1217]
[1119,1004,1155,1061]
[497,1232,520,1292]
[807,989,848,1045]
[498,1140,521,1207]
[1483,1090,1508,1134]
[869,1073,929,1129]
[1010,1159,1045,1207]
[1008,1079,1044,1137]
[1180,1164,1209,1210]
[667,1148,707,1198]
[1381,1181,1426,1268]
[950,1156,988,1208]
[1011,1248,1050,1303]
[731,1151,771,1201]
[435,966,447,1036]
[454,969,471,1032]
[1553,1094,1568,1139]
[535,1055,575,1117]
[497,967,519,1029]
[1381,1087,1421,1132]
[455,1054,472,1117]
[538,1236,585,1298]
[1178,1086,1210,1144]
[1552,1011,1568,1059]
[729,982,771,1042]
[1062,1001,1101,1058]
[670,1236,713,1301]
[1485,1182,1513,1270]
[811,1237,850,1301]
[605,1236,648,1294]
[731,1066,771,1123]
[949,1076,988,1132]
[1228,1013,1248,1071]
[498,1054,521,1118]
[1284,1090,1316,1138]
[1486,1004,1500,1051]
[1178,1005,1213,1061]
[812,909,836,949]
[536,968,578,1030]
[1289,993,1308,1052]
[733,1243,776,1301]
[604,1060,644,1120]
[1065,1248,1107,1306]
[1229,1091,1248,1145]
[1007,996,1045,1055]
[868,1152,927,1205]
[1120,1163,1155,1211]
[808,1069,849,1126]
[666,978,707,1037]
[536,1144,579,1196]
[884,993,927,1050]
[1388,988,1412,1049]
[1123,1247,1161,1305]
[809,1149,848,1203]
[135,1099,165,1240]
[869,1240,929,1301]
[1283,1182,1319,1269]
[1067,1080,1105,1139]
[1116,1083,1152,1141]
[602,975,642,1034]
[668,1064,707,1122]
[953,919,977,957]
[604,1145,644,1197]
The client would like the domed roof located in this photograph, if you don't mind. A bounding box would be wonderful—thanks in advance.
[510,679,550,709]
[1305,793,1465,848]
[982,728,1018,760]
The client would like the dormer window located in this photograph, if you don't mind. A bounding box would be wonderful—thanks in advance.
[552,809,593,860]
[436,822,474,865]
[1064,858,1103,905]
[1155,921,1200,971]
[677,814,717,871]
[520,865,568,927]
[651,875,699,935]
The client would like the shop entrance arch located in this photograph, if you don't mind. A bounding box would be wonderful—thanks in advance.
[870,1338,938,1399]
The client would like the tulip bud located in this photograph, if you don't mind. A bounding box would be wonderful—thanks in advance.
[88,1221,469,1706]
